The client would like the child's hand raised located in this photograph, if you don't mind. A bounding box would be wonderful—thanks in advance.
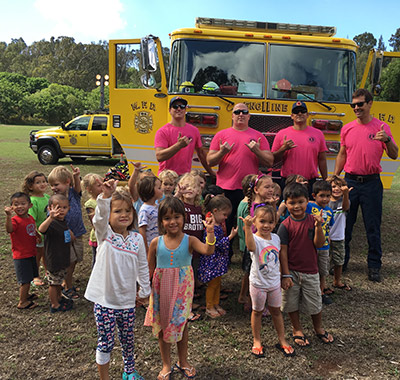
[102,179,118,198]
[239,215,254,228]
[313,209,323,227]
[341,185,353,194]
[48,204,61,219]
[203,211,215,233]
[4,206,13,216]
[133,162,146,172]
[70,164,80,177]
[228,226,238,241]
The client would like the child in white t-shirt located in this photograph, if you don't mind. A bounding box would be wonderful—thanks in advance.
[327,175,352,292]
[241,204,295,358]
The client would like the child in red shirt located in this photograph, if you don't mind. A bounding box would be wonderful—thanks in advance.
[4,192,39,309]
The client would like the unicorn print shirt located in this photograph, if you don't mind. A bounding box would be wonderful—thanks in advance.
[249,233,281,289]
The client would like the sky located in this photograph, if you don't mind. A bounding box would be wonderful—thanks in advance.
[0,0,399,49]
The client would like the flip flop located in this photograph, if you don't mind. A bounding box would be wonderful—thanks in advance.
[215,305,226,316]
[157,371,172,380]
[174,363,196,378]
[333,283,352,291]
[251,346,265,358]
[205,309,220,319]
[323,287,335,295]
[292,335,310,347]
[17,301,37,310]
[188,312,202,322]
[316,331,334,344]
[275,343,296,357]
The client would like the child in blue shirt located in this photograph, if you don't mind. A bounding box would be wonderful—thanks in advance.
[306,180,334,305]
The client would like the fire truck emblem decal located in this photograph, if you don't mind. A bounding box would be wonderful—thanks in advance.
[134,111,153,134]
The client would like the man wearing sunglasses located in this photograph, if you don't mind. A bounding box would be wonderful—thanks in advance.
[334,89,398,282]
[207,103,273,234]
[154,96,214,176]
[271,101,328,195]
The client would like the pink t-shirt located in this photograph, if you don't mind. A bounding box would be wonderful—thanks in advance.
[341,118,395,175]
[154,123,202,175]
[271,126,327,179]
[209,127,270,190]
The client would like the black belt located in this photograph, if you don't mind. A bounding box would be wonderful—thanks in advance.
[345,173,380,183]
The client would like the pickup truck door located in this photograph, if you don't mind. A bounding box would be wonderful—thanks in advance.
[62,116,90,154]
[89,116,111,154]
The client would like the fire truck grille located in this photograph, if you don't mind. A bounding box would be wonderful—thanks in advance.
[249,114,293,170]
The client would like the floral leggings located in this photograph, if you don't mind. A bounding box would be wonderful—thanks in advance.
[94,303,136,373]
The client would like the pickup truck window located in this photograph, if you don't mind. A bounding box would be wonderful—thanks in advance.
[67,116,90,131]
[92,116,108,131]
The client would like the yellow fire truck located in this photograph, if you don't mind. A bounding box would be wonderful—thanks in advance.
[108,17,400,188]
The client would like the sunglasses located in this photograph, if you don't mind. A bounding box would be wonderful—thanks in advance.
[292,109,307,114]
[350,101,367,108]
[233,109,249,115]
[172,104,187,110]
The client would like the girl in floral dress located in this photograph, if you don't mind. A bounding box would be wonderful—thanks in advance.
[198,195,238,318]
[145,196,215,380]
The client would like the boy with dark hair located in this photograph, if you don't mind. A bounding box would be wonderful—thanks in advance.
[278,183,334,346]
[307,180,335,304]
[39,194,73,313]
[5,192,39,309]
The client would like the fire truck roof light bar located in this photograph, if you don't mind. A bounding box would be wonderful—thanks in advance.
[195,17,337,37]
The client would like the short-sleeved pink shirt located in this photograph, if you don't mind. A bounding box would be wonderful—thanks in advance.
[209,127,270,190]
[271,126,327,179]
[154,123,202,175]
[341,118,395,175]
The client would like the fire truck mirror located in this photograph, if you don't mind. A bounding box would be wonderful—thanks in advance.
[141,36,158,73]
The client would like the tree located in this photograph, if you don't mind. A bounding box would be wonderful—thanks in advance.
[378,59,400,101]
[389,28,400,52]
[353,32,377,54]
[377,35,386,51]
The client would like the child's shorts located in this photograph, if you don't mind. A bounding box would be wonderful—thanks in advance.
[46,269,68,286]
[13,256,38,285]
[36,241,44,248]
[241,248,252,274]
[281,270,322,315]
[249,283,281,311]
[70,236,84,263]
[317,249,330,277]
[330,240,345,266]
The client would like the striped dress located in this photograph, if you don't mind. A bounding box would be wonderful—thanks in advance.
[144,234,194,343]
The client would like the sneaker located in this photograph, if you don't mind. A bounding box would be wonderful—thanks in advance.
[122,370,144,380]
[368,268,382,282]
[322,294,333,305]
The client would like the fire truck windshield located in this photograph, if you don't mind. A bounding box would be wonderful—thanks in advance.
[169,39,265,98]
[268,44,356,103]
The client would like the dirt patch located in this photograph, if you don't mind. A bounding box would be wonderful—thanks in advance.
[0,158,400,380]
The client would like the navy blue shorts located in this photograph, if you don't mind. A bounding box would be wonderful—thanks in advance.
[13,257,38,285]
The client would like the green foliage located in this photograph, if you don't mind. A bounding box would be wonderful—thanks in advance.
[376,59,400,102]
[353,32,377,54]
[389,28,400,52]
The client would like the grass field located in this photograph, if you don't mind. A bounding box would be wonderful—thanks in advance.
[0,124,399,380]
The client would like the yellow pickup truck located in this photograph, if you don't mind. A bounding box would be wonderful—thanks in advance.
[29,112,123,165]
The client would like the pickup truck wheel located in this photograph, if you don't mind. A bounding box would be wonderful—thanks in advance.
[38,145,59,165]
[71,157,87,163]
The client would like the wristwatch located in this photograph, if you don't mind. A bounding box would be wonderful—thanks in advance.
[384,136,392,144]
